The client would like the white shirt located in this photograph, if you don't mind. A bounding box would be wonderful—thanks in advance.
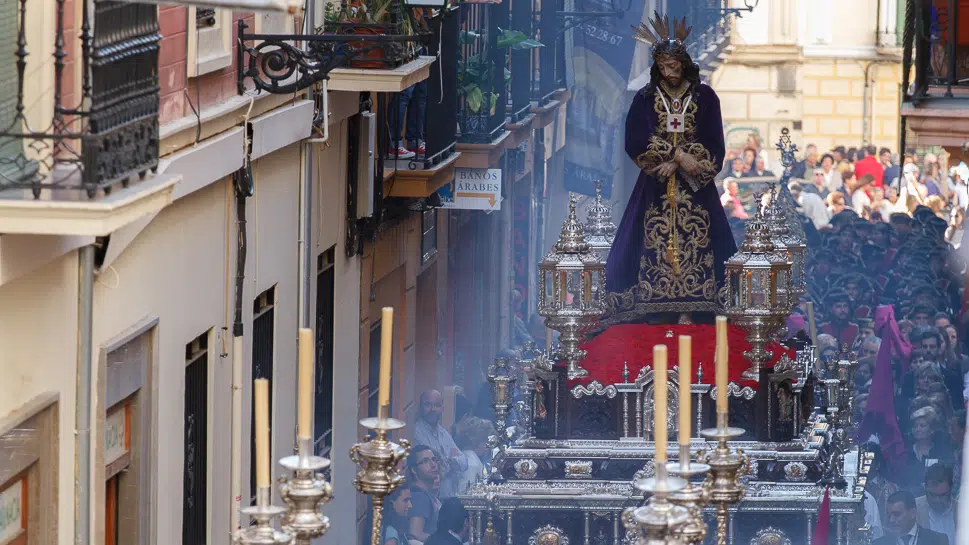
[926,504,956,545]
[852,189,872,215]
[955,180,969,210]
[898,524,918,545]
[456,449,484,494]
[413,419,468,499]
[864,491,884,538]
[797,192,831,228]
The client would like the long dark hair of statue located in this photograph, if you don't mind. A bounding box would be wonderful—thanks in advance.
[643,54,702,100]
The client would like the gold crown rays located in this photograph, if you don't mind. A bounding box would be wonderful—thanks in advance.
[632,11,692,45]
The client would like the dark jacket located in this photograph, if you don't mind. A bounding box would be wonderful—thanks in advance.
[424,530,463,545]
[873,526,948,545]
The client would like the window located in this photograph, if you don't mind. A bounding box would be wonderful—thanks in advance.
[314,248,335,458]
[250,286,276,502]
[187,8,232,77]
[182,332,210,545]
[421,208,438,265]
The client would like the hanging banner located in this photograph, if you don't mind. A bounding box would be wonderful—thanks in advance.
[438,169,502,211]
[562,0,651,199]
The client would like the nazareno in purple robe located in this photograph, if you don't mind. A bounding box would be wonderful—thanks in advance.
[598,82,737,327]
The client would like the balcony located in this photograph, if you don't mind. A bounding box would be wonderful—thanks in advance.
[237,0,434,95]
[382,6,460,197]
[900,0,969,148]
[0,0,178,236]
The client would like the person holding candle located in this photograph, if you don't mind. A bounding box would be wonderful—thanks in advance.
[413,390,468,499]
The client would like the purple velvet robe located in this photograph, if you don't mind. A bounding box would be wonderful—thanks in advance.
[600,82,736,325]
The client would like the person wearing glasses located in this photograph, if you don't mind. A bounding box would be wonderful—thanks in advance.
[916,464,958,545]
[406,445,441,544]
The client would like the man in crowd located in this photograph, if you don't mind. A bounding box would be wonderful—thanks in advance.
[789,180,829,228]
[743,156,774,178]
[423,498,470,545]
[876,490,948,545]
[792,144,818,179]
[916,464,958,545]
[407,444,442,542]
[414,390,469,499]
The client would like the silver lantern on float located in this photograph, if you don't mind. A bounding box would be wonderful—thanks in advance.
[765,182,807,303]
[583,180,616,265]
[723,194,795,380]
[537,194,606,380]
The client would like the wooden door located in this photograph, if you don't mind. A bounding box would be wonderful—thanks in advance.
[105,476,119,545]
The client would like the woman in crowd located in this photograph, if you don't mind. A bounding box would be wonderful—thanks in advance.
[383,487,415,545]
[454,416,495,494]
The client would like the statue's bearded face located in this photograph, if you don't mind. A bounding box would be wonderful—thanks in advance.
[656,55,683,87]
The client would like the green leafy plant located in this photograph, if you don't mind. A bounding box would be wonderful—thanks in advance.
[458,28,543,115]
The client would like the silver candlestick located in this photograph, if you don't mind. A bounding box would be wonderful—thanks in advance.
[623,463,690,545]
[666,444,711,545]
[279,436,333,544]
[234,486,293,545]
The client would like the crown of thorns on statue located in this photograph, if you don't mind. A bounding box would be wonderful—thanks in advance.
[632,12,692,59]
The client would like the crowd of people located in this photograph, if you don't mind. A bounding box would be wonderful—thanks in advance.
[719,134,967,544]
[378,134,969,545]
[377,388,493,545]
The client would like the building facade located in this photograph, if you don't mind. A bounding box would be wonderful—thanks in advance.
[0,1,567,544]
[712,0,904,159]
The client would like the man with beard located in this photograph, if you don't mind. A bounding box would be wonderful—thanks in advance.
[916,463,958,545]
[601,12,735,328]
[413,390,468,499]
[820,292,860,348]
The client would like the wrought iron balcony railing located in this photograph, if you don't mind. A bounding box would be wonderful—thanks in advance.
[237,0,431,95]
[0,0,160,199]
[457,2,509,144]
[904,0,969,104]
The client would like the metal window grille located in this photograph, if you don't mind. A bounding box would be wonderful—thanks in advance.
[182,332,209,545]
[250,286,276,504]
[314,248,335,459]
[421,208,438,264]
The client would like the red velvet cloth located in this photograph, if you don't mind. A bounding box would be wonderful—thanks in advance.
[570,323,795,388]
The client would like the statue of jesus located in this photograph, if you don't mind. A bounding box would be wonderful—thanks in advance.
[599,13,737,328]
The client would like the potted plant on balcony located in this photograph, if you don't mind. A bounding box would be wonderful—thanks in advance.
[458,28,542,140]
[322,0,423,69]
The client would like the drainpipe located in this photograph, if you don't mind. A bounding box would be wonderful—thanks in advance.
[862,61,897,146]
[298,142,313,330]
[230,164,253,534]
[75,244,95,545]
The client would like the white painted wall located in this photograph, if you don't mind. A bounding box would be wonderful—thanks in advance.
[310,114,363,545]
[732,0,770,45]
[89,143,301,545]
[0,251,79,545]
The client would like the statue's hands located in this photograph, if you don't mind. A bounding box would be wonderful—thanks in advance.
[653,161,678,178]
[674,149,700,175]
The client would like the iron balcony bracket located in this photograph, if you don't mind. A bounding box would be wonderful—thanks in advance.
[237,19,428,95]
